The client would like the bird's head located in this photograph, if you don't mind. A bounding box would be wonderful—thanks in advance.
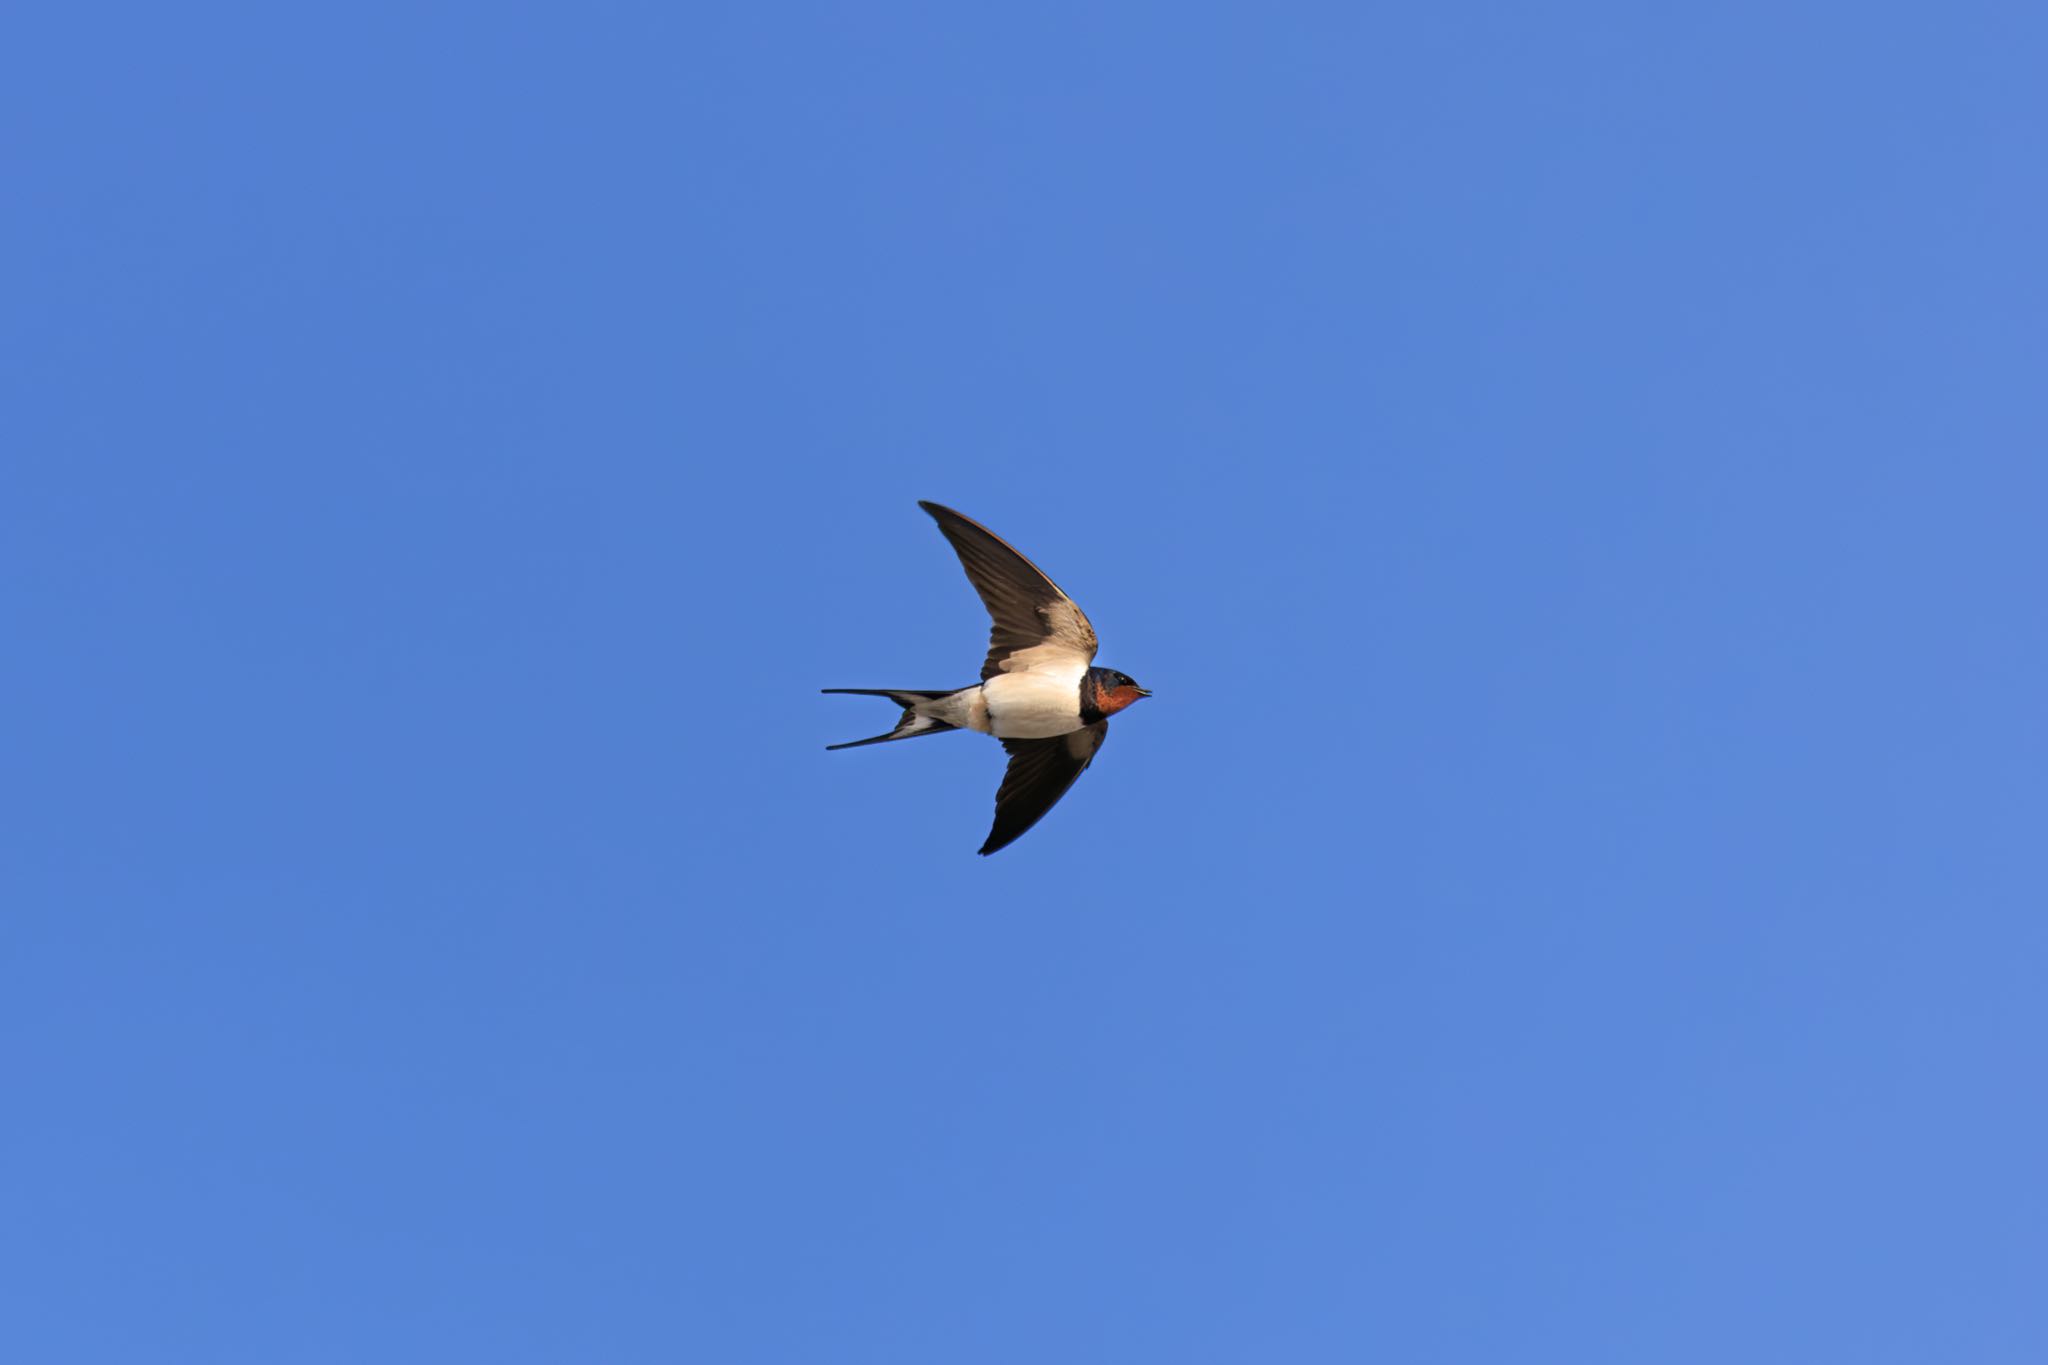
[1090,669,1152,716]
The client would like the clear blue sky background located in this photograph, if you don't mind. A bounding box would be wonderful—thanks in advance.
[5,4,2044,1362]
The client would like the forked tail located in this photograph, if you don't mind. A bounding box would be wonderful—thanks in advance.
[820,689,960,750]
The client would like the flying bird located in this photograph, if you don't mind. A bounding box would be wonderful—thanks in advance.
[824,501,1151,855]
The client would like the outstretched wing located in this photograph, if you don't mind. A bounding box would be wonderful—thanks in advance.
[919,501,1099,681]
[980,721,1110,855]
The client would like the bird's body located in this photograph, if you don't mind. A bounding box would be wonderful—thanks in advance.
[980,661,1085,737]
[824,502,1151,855]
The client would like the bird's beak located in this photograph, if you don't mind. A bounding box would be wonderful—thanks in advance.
[1135,687,1153,698]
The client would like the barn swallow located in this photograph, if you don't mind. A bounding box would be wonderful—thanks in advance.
[824,501,1151,855]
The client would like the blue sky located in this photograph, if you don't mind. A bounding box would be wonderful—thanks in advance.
[5,3,2045,1361]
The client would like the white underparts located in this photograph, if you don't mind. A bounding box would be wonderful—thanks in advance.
[910,661,1088,740]
[979,661,1088,739]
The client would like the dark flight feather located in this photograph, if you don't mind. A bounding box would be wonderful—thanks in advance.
[980,721,1110,855]
[919,501,1099,681]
